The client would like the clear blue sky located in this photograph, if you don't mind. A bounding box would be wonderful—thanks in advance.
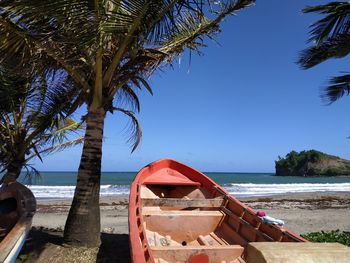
[33,0,350,172]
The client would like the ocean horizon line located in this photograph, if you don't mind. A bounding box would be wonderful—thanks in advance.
[25,170,276,174]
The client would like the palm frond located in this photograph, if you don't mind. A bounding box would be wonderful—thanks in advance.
[0,9,93,93]
[29,137,84,159]
[22,165,41,185]
[299,2,350,104]
[0,60,83,178]
[0,66,28,112]
[155,0,255,66]
[322,73,350,104]
[115,84,141,113]
[28,76,80,140]
[298,34,350,69]
[108,73,152,110]
[112,107,141,152]
[303,2,350,45]
[0,15,33,63]
[1,0,97,40]
[46,119,84,145]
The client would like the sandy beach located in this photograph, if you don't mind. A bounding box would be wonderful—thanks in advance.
[33,192,350,235]
[18,192,350,262]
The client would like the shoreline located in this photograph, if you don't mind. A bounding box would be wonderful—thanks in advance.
[33,191,350,235]
[35,191,350,203]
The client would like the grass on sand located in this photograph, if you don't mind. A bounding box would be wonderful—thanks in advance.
[302,230,350,247]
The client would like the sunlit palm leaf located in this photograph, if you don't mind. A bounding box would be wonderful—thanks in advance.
[29,137,84,159]
[156,0,255,64]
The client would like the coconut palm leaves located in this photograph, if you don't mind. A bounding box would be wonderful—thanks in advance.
[0,65,84,183]
[298,2,350,103]
[0,0,255,140]
[0,0,256,156]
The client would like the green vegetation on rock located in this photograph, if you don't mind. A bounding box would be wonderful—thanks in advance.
[275,150,350,176]
[301,230,350,247]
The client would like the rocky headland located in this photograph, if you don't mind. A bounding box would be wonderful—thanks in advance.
[275,150,350,176]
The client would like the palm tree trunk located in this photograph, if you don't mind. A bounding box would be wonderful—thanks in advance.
[1,156,24,185]
[63,107,106,247]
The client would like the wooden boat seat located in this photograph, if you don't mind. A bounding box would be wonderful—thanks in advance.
[150,245,244,263]
[143,209,224,216]
[142,198,224,208]
[144,210,225,243]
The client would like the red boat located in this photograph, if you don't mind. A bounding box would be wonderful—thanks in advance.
[129,159,347,263]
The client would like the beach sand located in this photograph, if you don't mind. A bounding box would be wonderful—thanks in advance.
[17,192,350,262]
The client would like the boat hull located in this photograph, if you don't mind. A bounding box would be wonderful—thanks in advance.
[129,159,306,263]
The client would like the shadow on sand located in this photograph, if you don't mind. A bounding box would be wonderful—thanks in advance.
[96,233,131,263]
[16,227,131,263]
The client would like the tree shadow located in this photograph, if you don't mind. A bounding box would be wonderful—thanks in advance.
[96,233,131,263]
[17,227,131,262]
[17,227,63,261]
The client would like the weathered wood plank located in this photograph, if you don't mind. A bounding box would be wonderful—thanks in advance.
[150,245,244,263]
[142,198,224,208]
[144,210,225,242]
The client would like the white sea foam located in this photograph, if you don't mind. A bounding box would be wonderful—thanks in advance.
[27,184,130,199]
[225,183,350,197]
[27,183,350,199]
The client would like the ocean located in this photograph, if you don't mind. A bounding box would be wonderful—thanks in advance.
[18,172,350,200]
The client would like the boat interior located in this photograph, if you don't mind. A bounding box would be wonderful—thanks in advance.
[139,184,303,263]
[0,197,19,241]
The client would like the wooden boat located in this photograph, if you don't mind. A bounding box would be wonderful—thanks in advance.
[0,181,36,263]
[129,159,309,263]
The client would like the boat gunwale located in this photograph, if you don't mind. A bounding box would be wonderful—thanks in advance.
[0,214,34,262]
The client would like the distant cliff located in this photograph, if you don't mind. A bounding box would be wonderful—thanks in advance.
[275,150,350,176]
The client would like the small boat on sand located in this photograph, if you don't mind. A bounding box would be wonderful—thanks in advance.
[0,181,36,263]
[129,159,350,263]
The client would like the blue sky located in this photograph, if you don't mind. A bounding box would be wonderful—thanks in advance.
[33,0,350,172]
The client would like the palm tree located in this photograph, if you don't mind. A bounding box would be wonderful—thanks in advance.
[0,64,84,184]
[298,2,350,103]
[0,0,255,246]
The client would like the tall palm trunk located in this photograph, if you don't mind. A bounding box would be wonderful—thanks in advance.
[63,107,106,247]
